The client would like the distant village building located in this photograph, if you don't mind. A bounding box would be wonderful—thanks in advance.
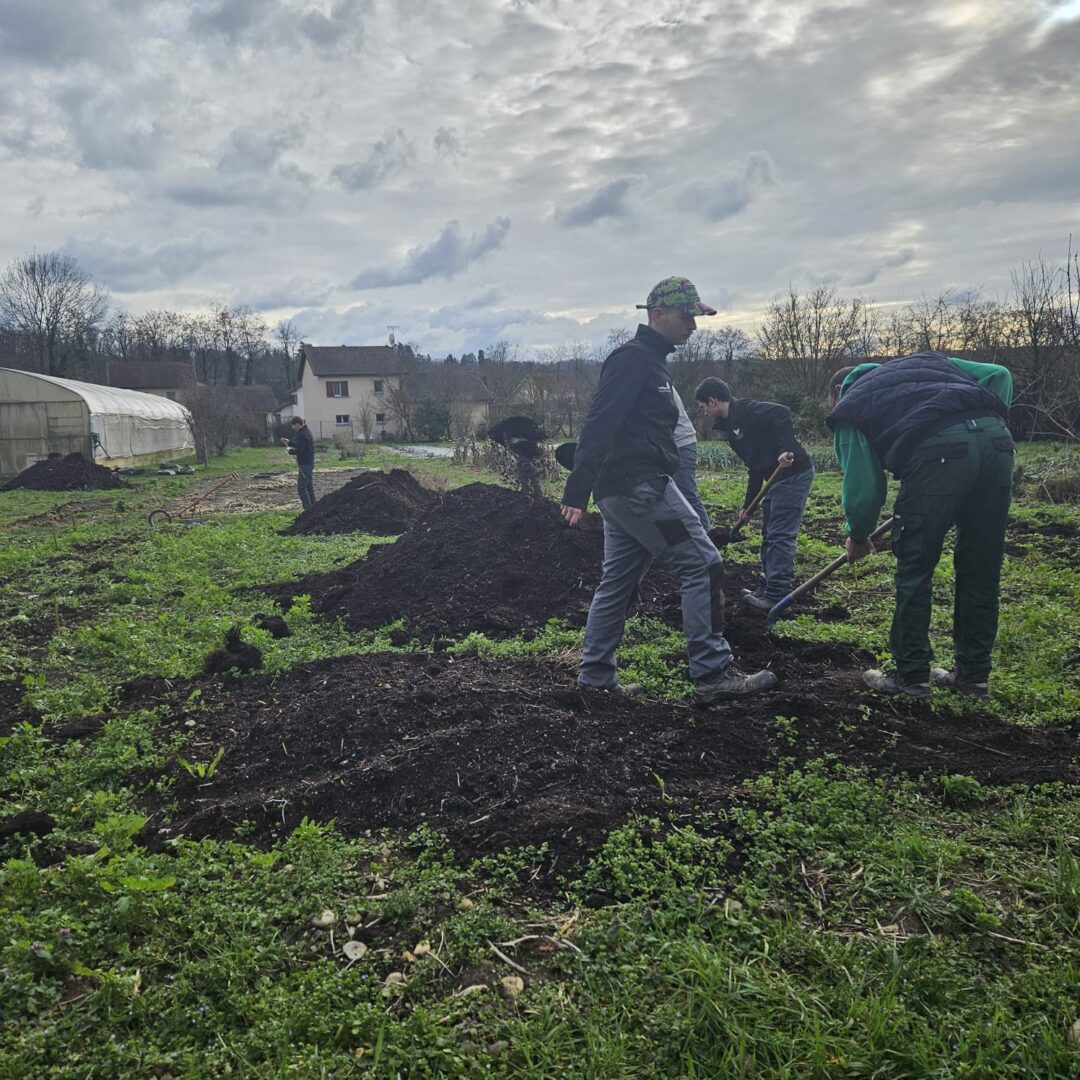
[292,344,406,440]
[103,360,198,401]
[290,344,494,441]
[105,362,277,443]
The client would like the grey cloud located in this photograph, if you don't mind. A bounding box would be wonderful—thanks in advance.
[188,0,264,43]
[57,86,165,171]
[298,0,369,49]
[218,124,305,174]
[850,249,917,287]
[0,0,124,66]
[241,278,333,310]
[64,232,227,292]
[26,196,45,217]
[162,170,312,213]
[434,126,464,160]
[461,288,501,309]
[332,128,417,191]
[558,176,642,228]
[675,152,777,222]
[350,217,512,289]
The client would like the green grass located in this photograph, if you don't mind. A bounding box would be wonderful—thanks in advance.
[3,443,1080,1076]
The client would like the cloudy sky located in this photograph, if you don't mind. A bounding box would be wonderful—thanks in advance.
[1,0,1077,354]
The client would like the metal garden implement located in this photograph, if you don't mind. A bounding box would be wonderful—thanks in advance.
[766,516,895,628]
[148,473,239,525]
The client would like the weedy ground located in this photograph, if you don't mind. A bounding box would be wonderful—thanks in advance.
[2,441,1080,1078]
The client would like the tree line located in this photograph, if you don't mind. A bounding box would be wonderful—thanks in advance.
[2,242,1078,445]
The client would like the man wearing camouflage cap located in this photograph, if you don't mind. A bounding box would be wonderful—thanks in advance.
[560,276,777,704]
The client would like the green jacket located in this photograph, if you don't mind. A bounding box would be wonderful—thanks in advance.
[833,359,1013,541]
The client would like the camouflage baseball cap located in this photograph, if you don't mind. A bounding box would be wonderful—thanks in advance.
[636,276,717,316]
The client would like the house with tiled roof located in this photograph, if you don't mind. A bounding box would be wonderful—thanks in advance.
[294,344,408,439]
[104,361,198,401]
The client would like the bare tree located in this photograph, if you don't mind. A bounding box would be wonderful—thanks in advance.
[209,303,240,385]
[236,307,268,385]
[0,250,109,376]
[756,285,864,397]
[381,356,420,440]
[275,318,298,389]
[181,386,255,461]
[1007,252,1080,440]
[355,401,375,442]
[477,341,524,418]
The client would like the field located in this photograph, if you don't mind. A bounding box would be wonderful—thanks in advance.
[2,441,1080,1078]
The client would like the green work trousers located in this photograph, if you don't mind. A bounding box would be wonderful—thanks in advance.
[889,417,1014,681]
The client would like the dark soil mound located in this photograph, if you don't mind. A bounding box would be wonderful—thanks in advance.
[142,650,1080,865]
[1,452,127,492]
[270,483,628,638]
[282,469,437,536]
[268,483,839,642]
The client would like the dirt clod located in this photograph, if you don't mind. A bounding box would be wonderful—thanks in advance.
[0,810,58,839]
[203,625,263,675]
[254,614,291,639]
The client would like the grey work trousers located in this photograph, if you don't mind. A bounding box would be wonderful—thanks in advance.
[578,477,732,688]
[673,441,710,532]
[755,465,814,601]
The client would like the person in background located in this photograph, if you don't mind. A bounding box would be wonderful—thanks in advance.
[282,416,316,511]
[826,351,1014,699]
[695,378,814,611]
[488,416,545,498]
[560,276,777,703]
[671,386,710,532]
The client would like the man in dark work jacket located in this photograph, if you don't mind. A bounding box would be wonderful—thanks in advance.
[560,276,776,704]
[695,379,814,610]
[827,351,1014,700]
[281,416,316,510]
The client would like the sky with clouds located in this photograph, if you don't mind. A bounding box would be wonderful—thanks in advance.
[1,0,1077,355]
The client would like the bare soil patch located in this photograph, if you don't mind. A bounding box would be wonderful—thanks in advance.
[152,467,386,517]
[1004,515,1080,565]
[140,649,1080,867]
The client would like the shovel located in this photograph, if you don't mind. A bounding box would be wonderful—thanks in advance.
[766,516,896,628]
[728,460,790,543]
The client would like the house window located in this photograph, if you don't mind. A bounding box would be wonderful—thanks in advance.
[373,379,384,393]
[375,412,387,424]
[326,380,349,398]
[335,414,351,425]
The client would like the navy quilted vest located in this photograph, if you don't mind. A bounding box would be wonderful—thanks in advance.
[825,352,1007,473]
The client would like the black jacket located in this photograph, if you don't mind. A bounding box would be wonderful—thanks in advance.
[712,399,811,508]
[562,325,679,508]
[288,424,315,467]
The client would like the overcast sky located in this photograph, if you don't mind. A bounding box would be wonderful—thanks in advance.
[1,0,1077,355]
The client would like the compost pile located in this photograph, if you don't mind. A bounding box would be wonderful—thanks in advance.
[1,452,126,492]
[282,469,437,537]
[271,482,683,639]
[142,650,1080,863]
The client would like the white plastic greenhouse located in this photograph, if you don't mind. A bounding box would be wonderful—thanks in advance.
[0,368,194,477]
